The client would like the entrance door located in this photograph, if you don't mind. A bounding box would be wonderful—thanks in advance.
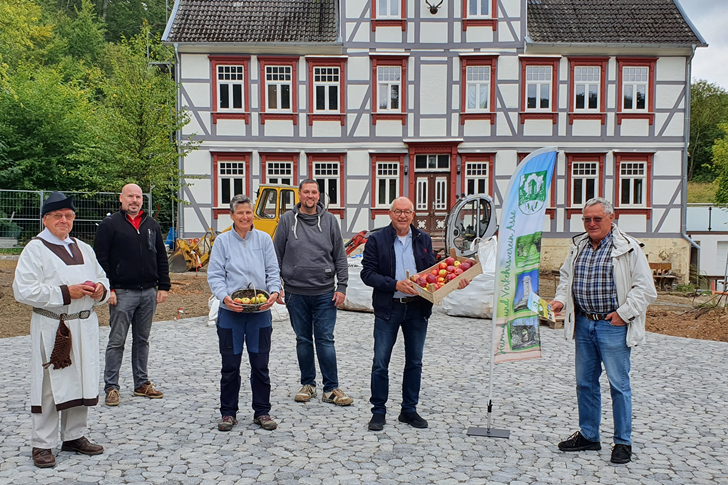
[413,173,450,242]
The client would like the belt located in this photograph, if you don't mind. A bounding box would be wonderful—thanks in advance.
[393,297,419,304]
[33,308,93,321]
[581,311,609,321]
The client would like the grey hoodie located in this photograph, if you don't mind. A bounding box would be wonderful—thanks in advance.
[273,201,348,296]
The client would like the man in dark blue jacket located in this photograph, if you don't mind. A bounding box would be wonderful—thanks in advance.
[361,197,468,431]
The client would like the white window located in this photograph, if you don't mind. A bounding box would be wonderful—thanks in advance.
[377,66,401,112]
[314,162,340,206]
[571,162,598,206]
[378,0,399,18]
[465,162,489,195]
[266,66,292,111]
[267,162,293,185]
[620,162,645,206]
[313,67,340,112]
[622,67,648,111]
[218,162,245,206]
[468,0,490,17]
[217,65,244,111]
[466,66,490,111]
[415,154,449,171]
[526,65,551,110]
[574,66,599,111]
[376,162,399,206]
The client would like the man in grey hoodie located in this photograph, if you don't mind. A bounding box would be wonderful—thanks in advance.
[273,179,353,406]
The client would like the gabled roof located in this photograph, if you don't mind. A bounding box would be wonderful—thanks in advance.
[527,0,706,46]
[163,0,339,43]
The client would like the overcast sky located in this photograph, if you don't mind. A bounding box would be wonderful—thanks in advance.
[678,0,728,88]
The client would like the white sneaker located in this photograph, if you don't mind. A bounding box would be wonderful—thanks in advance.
[322,388,354,406]
[295,384,316,402]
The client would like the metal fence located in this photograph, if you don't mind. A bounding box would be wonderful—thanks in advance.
[0,189,152,246]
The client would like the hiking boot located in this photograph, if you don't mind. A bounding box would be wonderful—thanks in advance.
[61,437,104,455]
[558,431,602,452]
[398,411,428,428]
[322,388,354,406]
[218,416,238,432]
[134,381,164,399]
[105,388,120,406]
[368,414,385,431]
[254,414,277,431]
[32,448,55,468]
[294,384,316,402]
[611,444,632,464]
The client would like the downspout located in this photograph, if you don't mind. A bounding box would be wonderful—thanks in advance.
[682,45,700,279]
[174,42,183,241]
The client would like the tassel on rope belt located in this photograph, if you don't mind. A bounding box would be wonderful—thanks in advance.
[32,308,93,370]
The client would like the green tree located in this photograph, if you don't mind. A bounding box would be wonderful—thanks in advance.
[713,124,728,205]
[99,0,168,42]
[690,80,728,181]
[71,27,197,202]
[0,0,54,75]
[53,0,107,65]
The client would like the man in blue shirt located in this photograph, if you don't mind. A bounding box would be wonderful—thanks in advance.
[361,197,468,431]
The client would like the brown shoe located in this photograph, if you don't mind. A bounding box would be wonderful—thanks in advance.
[32,448,55,468]
[61,437,104,456]
[253,414,277,431]
[105,388,120,406]
[134,381,164,399]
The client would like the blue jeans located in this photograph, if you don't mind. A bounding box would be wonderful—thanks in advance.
[370,302,428,415]
[105,288,157,391]
[574,313,632,445]
[285,292,339,392]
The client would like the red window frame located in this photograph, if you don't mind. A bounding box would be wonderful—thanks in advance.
[209,55,250,125]
[260,152,299,186]
[460,55,498,124]
[565,153,606,219]
[307,153,345,217]
[520,57,559,124]
[614,153,653,219]
[258,56,299,125]
[616,57,657,125]
[518,152,556,218]
[306,58,346,126]
[370,153,406,218]
[460,153,494,197]
[212,152,251,219]
[371,0,406,31]
[462,0,498,31]
[568,57,608,125]
[407,141,460,209]
[371,55,408,125]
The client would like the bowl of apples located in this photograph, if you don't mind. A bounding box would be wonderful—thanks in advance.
[230,288,270,313]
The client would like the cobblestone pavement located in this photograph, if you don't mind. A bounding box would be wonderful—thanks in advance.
[0,308,726,484]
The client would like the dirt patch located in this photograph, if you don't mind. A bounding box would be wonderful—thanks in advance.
[0,257,211,339]
[2,259,728,343]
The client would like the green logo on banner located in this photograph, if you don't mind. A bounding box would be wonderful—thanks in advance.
[518,171,547,215]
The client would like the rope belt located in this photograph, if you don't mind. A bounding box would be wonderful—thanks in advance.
[33,308,92,320]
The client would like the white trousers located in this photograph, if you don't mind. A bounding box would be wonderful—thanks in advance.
[31,347,88,449]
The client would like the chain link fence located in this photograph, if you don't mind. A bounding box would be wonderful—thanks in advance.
[0,190,152,247]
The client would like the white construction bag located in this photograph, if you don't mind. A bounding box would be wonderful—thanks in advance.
[441,236,497,319]
[339,255,374,312]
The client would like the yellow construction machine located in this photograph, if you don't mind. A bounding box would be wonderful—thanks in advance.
[168,184,299,272]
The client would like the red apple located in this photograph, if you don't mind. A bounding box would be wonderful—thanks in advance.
[439,269,447,277]
[460,261,472,271]
[445,257,455,266]
[436,282,444,289]
[437,276,445,283]
[431,269,439,276]
[446,265,455,273]
[446,273,457,282]
[83,280,96,288]
[426,274,437,284]
[416,277,427,287]
[439,262,447,270]
[454,268,464,276]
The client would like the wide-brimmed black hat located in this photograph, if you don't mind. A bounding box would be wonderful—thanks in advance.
[41,192,75,217]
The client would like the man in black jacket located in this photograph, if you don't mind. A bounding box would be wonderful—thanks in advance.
[94,184,171,406]
[361,197,468,431]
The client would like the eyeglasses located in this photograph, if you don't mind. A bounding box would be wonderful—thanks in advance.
[47,213,75,221]
[392,209,413,217]
[582,217,604,224]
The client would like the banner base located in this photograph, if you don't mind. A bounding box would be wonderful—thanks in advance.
[467,426,510,439]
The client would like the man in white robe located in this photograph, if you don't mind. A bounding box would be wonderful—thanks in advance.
[13,192,110,468]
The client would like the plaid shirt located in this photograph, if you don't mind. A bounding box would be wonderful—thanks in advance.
[572,230,619,314]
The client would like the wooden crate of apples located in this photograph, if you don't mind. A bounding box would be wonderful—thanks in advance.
[409,249,481,305]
